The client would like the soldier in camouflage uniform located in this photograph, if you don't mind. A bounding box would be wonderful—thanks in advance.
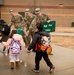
[34,8,50,24]
[23,9,36,47]
[9,10,26,46]
[9,10,24,29]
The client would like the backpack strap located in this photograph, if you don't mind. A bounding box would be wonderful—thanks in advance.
[10,38,21,46]
[10,38,14,45]
[35,43,40,51]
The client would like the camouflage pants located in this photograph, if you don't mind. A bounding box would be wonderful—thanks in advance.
[23,35,31,48]
[29,28,35,38]
[23,29,35,48]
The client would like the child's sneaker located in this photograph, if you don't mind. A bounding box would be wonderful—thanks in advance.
[49,66,55,73]
[34,68,40,73]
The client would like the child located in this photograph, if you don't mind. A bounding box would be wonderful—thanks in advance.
[27,23,55,73]
[2,30,24,69]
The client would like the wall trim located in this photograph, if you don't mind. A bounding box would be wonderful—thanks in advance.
[1,5,74,9]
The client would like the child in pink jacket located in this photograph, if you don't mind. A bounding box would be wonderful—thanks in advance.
[2,30,24,69]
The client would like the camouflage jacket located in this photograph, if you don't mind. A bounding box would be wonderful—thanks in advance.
[9,14,24,29]
[35,13,50,24]
[28,13,50,31]
[24,14,36,31]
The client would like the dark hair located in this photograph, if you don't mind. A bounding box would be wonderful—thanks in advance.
[36,23,43,31]
[9,30,17,38]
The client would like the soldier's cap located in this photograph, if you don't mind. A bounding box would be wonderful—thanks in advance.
[25,9,30,12]
[9,9,13,13]
[35,8,41,12]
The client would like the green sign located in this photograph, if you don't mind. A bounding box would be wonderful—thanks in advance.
[41,21,56,33]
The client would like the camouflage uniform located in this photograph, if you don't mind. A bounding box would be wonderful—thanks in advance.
[34,8,50,24]
[9,10,26,46]
[24,14,36,36]
[35,13,50,23]
[9,14,24,29]
[23,9,36,47]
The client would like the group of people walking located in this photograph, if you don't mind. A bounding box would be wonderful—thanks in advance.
[9,8,51,47]
[0,8,55,73]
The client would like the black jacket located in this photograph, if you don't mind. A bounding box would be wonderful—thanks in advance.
[28,31,49,52]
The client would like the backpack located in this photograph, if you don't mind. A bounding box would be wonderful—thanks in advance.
[40,36,50,50]
[35,34,50,51]
[1,25,10,35]
[9,38,21,54]
[35,35,52,54]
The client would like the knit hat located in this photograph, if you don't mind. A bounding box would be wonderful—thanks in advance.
[16,28,23,35]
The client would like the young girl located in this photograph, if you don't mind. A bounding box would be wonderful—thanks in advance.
[2,30,24,69]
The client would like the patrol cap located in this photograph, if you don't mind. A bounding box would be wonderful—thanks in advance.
[35,8,41,12]
[9,9,13,13]
[25,8,30,12]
